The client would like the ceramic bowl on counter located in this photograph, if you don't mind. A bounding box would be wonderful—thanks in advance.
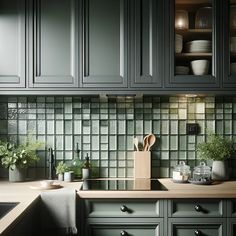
[191,59,209,75]
[172,161,191,183]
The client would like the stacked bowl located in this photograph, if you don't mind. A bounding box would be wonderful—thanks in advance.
[175,34,183,53]
[185,40,211,53]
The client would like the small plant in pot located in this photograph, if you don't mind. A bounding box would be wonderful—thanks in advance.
[56,161,68,181]
[197,134,234,180]
[0,137,43,182]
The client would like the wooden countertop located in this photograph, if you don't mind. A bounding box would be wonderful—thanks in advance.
[0,180,83,235]
[77,178,236,199]
[1,178,236,234]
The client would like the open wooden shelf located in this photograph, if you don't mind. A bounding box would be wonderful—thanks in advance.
[175,53,212,58]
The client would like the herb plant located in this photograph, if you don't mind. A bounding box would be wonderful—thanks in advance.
[197,134,234,161]
[56,161,69,175]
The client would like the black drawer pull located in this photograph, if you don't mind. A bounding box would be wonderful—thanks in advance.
[194,230,201,236]
[120,230,128,236]
[120,205,128,212]
[194,205,202,212]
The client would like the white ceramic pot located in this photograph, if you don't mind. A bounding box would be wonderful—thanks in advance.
[212,160,229,181]
[58,173,64,181]
[9,168,26,182]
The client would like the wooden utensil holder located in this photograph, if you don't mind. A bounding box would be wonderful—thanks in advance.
[134,151,151,178]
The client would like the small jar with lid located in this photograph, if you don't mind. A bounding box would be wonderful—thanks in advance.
[172,161,191,183]
[192,162,212,182]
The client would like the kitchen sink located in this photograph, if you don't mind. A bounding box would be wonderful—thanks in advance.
[0,202,19,219]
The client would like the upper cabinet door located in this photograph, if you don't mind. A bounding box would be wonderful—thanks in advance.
[165,0,221,89]
[130,0,163,88]
[29,0,79,88]
[223,0,236,87]
[0,0,26,88]
[82,0,128,88]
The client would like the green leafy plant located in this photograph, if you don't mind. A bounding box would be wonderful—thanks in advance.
[0,137,43,170]
[197,134,234,161]
[56,161,69,175]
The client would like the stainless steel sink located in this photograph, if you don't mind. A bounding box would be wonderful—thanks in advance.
[0,202,19,219]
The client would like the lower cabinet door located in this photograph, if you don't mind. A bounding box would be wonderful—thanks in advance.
[88,224,162,236]
[228,218,236,236]
[169,218,226,236]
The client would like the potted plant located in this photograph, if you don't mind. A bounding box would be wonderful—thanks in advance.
[0,137,43,182]
[197,134,234,180]
[56,161,68,181]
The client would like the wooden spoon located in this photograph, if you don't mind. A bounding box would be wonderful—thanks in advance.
[147,134,156,151]
[143,134,150,151]
[133,137,139,151]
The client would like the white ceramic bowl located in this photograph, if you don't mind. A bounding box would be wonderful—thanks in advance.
[175,66,189,75]
[40,180,54,188]
[191,60,209,75]
[231,63,236,75]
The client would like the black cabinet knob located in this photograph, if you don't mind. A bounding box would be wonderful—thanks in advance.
[120,205,128,212]
[194,204,202,212]
[194,230,201,236]
[120,230,128,236]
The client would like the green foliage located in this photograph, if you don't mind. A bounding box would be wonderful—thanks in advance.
[56,161,69,175]
[0,137,43,170]
[197,134,234,161]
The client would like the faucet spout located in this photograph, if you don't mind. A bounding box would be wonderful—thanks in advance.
[48,148,55,180]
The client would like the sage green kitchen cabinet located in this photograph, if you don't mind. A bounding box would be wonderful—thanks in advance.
[169,218,226,236]
[29,0,79,88]
[82,0,128,88]
[81,199,164,236]
[0,0,26,88]
[130,0,163,88]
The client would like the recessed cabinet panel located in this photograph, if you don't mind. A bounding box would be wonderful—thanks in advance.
[223,0,236,87]
[89,224,160,236]
[29,0,79,88]
[130,0,162,88]
[0,0,25,87]
[82,0,127,88]
[165,0,221,89]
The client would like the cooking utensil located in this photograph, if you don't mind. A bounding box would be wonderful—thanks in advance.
[143,135,150,151]
[133,137,139,151]
[146,134,156,151]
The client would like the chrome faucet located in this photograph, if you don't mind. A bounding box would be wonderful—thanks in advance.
[48,148,55,180]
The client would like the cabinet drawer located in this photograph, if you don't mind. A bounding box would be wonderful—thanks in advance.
[169,199,224,218]
[169,219,226,236]
[89,224,161,236]
[85,199,162,218]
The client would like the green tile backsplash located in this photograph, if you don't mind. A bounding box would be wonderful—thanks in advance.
[0,96,235,179]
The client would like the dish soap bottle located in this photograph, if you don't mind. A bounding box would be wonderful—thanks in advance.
[82,153,91,179]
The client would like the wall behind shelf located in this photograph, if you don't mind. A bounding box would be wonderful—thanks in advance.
[0,95,235,179]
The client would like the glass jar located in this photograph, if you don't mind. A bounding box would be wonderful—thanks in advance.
[175,10,189,30]
[172,161,191,183]
[195,7,212,29]
[192,162,212,182]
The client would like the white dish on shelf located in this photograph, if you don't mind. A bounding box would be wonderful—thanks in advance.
[185,40,211,53]
[191,60,209,75]
[175,66,189,75]
[175,34,183,53]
